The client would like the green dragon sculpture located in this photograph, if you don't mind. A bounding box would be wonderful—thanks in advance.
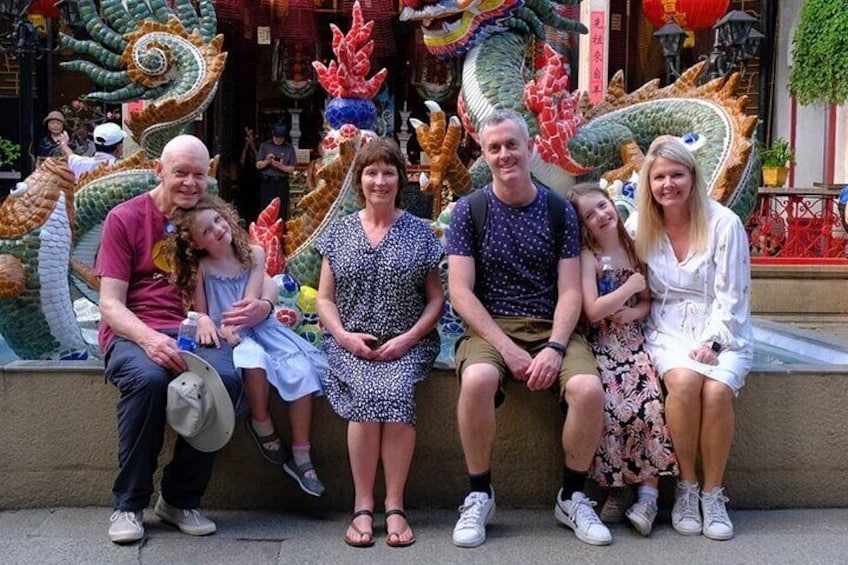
[399,0,759,214]
[0,0,224,359]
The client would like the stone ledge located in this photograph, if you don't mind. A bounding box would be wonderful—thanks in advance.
[2,365,846,511]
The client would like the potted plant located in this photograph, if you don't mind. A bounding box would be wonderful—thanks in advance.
[0,136,21,181]
[759,137,795,187]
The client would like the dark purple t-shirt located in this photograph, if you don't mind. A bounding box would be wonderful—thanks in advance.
[96,192,185,351]
[445,184,580,319]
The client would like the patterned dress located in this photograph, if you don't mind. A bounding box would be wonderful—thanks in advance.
[315,211,442,425]
[586,266,677,487]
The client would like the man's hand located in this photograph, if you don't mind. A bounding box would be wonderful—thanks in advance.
[140,332,186,372]
[525,347,562,391]
[502,343,533,381]
[221,297,269,331]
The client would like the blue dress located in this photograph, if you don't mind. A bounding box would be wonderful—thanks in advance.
[204,267,326,401]
[315,211,442,425]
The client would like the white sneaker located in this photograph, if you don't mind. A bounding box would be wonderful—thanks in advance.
[671,481,702,535]
[554,489,612,546]
[625,500,658,537]
[108,510,144,543]
[452,489,496,548]
[154,495,216,536]
[701,487,734,540]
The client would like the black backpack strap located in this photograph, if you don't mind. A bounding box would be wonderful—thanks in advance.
[467,188,489,253]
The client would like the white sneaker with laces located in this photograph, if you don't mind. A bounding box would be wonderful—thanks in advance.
[625,500,658,537]
[154,495,216,536]
[671,481,702,535]
[108,510,144,543]
[701,487,734,540]
[452,488,496,548]
[554,489,612,546]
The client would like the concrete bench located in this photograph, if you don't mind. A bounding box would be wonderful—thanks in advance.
[2,361,846,511]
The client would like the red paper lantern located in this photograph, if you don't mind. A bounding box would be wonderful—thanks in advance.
[642,0,729,31]
[28,0,60,19]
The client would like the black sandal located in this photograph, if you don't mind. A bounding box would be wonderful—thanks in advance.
[344,509,375,548]
[385,508,416,547]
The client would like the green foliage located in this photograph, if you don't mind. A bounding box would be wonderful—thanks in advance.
[0,136,21,169]
[758,137,796,168]
[789,0,848,106]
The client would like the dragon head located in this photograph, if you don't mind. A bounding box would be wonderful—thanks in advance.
[399,0,587,57]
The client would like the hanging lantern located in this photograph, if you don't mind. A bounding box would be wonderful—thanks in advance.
[642,0,729,32]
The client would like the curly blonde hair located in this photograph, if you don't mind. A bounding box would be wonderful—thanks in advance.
[164,195,254,310]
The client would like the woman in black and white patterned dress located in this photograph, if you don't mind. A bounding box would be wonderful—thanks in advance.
[316,139,444,548]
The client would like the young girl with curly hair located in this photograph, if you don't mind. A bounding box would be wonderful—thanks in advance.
[168,195,328,496]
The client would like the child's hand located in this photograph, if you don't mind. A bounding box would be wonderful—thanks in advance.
[611,307,641,325]
[623,272,646,296]
[219,324,242,347]
[197,315,221,348]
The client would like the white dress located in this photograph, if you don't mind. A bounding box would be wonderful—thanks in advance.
[643,200,753,395]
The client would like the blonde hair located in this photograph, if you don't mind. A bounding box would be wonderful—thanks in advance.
[635,138,710,261]
[568,183,643,272]
[165,195,254,310]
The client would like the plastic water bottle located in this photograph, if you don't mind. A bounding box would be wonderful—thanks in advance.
[177,311,199,352]
[598,256,617,296]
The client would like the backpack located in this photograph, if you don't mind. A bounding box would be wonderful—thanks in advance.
[467,185,569,256]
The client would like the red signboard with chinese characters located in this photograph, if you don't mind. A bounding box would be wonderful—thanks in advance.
[589,10,606,104]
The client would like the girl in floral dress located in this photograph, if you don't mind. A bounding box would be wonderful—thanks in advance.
[569,184,677,536]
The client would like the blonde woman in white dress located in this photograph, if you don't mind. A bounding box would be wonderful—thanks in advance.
[635,137,752,541]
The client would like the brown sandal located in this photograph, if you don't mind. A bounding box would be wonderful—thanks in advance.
[344,509,375,548]
[385,509,416,547]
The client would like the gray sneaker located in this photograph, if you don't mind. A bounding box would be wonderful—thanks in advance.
[554,489,612,546]
[701,487,734,540]
[154,495,216,536]
[672,481,702,535]
[108,510,144,544]
[284,458,326,497]
[452,489,496,548]
[600,487,632,523]
[625,500,658,536]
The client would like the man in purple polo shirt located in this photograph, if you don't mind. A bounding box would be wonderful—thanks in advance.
[446,110,609,548]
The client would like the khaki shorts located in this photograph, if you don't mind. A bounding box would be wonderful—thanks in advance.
[454,317,599,407]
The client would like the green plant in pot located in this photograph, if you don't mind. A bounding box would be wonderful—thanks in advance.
[759,137,795,187]
[0,136,21,170]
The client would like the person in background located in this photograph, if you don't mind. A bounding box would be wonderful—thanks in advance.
[35,110,67,162]
[59,121,126,180]
[316,139,443,548]
[256,124,296,221]
[635,136,753,541]
[70,122,96,157]
[569,183,677,537]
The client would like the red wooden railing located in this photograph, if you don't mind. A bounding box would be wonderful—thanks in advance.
[745,187,848,265]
